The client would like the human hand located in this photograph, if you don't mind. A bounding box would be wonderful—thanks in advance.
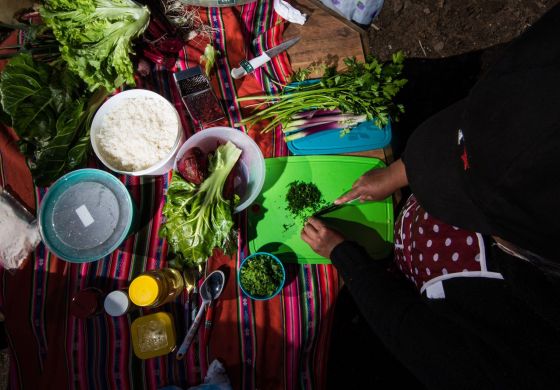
[335,159,408,204]
[301,217,345,258]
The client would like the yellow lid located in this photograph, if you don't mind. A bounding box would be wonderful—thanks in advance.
[131,312,176,359]
[129,275,159,306]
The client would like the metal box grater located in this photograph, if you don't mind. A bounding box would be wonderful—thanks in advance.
[173,67,225,126]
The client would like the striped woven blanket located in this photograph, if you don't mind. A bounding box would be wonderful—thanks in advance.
[0,2,340,389]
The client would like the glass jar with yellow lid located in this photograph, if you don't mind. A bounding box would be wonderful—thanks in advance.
[128,268,184,308]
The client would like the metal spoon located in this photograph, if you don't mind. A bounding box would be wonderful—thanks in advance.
[176,270,225,360]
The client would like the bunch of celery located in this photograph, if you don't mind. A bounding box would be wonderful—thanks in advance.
[159,141,241,269]
[236,53,407,140]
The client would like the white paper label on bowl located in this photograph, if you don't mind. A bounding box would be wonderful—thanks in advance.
[75,205,94,228]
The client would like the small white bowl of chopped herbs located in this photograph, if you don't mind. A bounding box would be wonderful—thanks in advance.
[238,252,286,300]
[91,89,184,176]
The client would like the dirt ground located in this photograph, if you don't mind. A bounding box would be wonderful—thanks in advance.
[368,0,559,60]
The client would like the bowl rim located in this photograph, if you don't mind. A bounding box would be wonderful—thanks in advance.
[173,126,265,213]
[238,252,286,300]
[38,168,134,262]
[90,89,183,176]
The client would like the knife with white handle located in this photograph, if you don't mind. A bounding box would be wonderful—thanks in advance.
[231,36,301,79]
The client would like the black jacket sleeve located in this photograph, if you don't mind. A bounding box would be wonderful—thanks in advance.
[330,240,560,390]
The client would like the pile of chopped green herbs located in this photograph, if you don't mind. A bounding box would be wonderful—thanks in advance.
[239,255,284,298]
[285,180,326,220]
[236,52,407,133]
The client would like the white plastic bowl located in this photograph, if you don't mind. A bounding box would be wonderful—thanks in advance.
[90,89,185,176]
[174,127,265,213]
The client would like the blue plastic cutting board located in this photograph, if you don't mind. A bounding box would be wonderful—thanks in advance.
[286,120,392,155]
[247,156,394,264]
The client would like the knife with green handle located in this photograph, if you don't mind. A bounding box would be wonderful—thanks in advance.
[231,36,301,79]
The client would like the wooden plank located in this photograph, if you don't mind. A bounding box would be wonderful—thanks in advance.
[284,0,368,77]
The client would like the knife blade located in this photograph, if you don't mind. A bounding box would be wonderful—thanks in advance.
[231,36,301,79]
[313,197,360,217]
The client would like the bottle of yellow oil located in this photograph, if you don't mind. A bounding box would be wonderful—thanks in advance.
[128,268,184,308]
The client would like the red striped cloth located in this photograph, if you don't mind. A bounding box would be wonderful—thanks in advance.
[0,3,340,390]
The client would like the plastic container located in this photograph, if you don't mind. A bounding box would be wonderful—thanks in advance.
[175,127,265,213]
[238,252,286,300]
[104,290,134,317]
[128,268,184,308]
[131,312,176,359]
[287,119,391,155]
[70,288,104,318]
[38,169,136,263]
[90,89,185,176]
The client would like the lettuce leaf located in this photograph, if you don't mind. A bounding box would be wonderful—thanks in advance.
[160,142,242,269]
[0,53,107,186]
[40,0,150,92]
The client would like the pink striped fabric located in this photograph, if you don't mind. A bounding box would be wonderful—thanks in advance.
[0,3,342,390]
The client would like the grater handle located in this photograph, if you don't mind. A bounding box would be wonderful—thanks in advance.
[231,53,272,79]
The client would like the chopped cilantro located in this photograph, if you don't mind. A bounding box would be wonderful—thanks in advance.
[284,181,326,228]
[239,255,284,298]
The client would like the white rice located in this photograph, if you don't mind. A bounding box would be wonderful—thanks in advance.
[96,96,179,172]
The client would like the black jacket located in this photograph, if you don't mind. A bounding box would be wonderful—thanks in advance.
[331,240,560,389]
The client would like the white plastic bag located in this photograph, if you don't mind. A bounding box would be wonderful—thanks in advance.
[320,0,384,26]
[0,189,40,270]
[274,0,307,25]
[186,360,232,390]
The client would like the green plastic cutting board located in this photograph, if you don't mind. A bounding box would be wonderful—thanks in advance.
[247,156,394,264]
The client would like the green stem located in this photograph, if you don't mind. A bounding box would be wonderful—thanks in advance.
[0,22,29,30]
[235,87,346,102]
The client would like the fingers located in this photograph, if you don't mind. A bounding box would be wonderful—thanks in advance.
[301,217,325,245]
[305,216,324,231]
[300,228,311,244]
[301,221,320,248]
[336,175,367,204]
[300,219,346,259]
[301,219,317,245]
[335,187,361,204]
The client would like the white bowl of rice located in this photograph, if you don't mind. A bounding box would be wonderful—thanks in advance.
[91,89,184,176]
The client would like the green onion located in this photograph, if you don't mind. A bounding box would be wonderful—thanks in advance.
[235,53,407,133]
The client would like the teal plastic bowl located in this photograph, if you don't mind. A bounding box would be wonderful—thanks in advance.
[38,169,136,263]
[238,252,286,300]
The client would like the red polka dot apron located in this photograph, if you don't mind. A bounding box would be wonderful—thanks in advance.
[394,195,503,298]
